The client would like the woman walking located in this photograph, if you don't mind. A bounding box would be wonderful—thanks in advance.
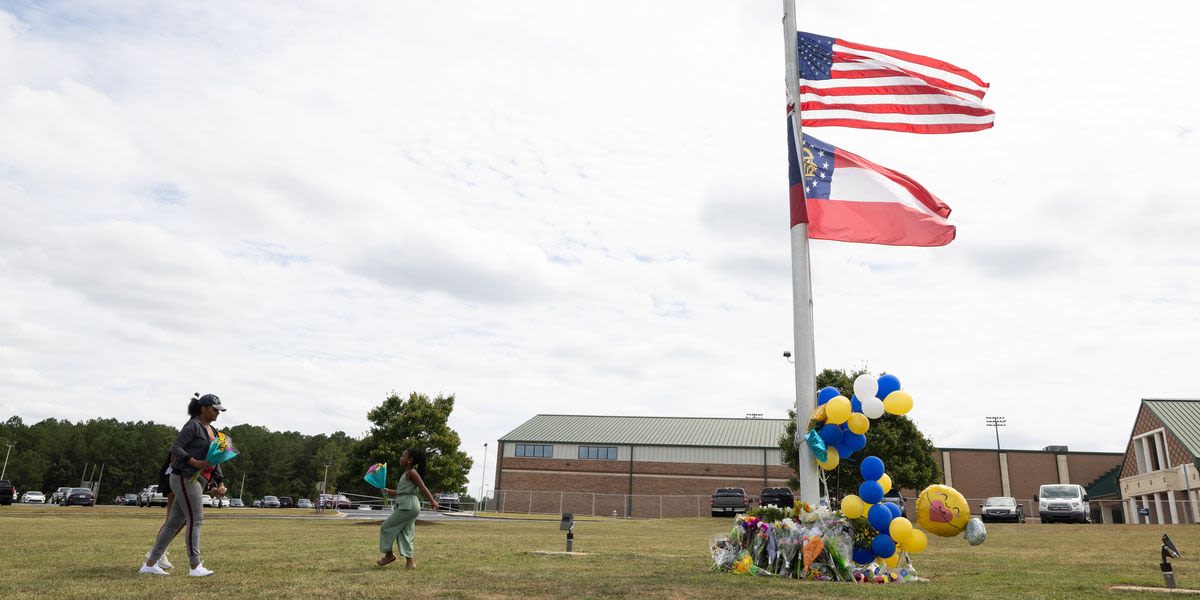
[377,448,439,569]
[140,393,227,577]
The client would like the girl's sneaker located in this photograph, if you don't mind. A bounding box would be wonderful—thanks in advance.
[139,563,170,575]
[188,564,214,577]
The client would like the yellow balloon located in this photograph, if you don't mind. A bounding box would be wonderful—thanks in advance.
[847,412,870,435]
[817,446,840,470]
[889,517,913,544]
[879,473,892,494]
[915,484,970,537]
[825,396,851,424]
[883,390,913,415]
[905,529,929,554]
[884,553,900,568]
[841,494,865,519]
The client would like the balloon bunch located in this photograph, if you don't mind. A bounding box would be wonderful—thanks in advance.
[839,456,928,567]
[803,373,912,470]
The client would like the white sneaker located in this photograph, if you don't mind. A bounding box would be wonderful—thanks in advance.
[146,551,172,570]
[188,564,214,577]
[139,563,170,576]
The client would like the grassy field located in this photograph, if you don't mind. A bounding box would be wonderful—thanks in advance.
[2,504,1198,599]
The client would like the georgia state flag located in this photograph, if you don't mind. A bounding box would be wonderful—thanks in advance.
[788,111,956,247]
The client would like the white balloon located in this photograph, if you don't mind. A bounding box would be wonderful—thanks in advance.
[853,374,879,402]
[861,396,885,419]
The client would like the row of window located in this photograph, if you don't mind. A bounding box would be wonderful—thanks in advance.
[513,444,619,460]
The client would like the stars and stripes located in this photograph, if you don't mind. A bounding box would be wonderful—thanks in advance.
[788,110,955,246]
[797,31,993,134]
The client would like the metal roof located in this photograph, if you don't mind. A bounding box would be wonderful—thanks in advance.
[1144,399,1200,458]
[498,414,790,448]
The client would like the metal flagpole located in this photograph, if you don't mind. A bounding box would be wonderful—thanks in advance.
[782,0,820,506]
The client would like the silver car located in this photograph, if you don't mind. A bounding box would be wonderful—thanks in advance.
[980,496,1025,523]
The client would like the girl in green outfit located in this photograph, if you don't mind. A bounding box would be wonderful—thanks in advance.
[378,448,439,569]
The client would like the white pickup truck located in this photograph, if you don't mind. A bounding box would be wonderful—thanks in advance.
[139,484,168,507]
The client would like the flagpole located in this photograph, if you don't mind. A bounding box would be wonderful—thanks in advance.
[782,0,820,506]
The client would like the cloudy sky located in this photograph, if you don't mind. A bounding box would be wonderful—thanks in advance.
[2,1,1198,495]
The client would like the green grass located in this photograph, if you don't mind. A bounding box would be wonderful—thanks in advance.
[1,504,1197,599]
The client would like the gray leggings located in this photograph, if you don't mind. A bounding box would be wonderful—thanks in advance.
[148,474,206,568]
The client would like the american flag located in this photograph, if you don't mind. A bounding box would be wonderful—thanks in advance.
[797,31,993,134]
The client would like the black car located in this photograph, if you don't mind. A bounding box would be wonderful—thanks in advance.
[0,479,14,505]
[279,496,294,508]
[758,487,795,509]
[64,488,96,507]
[881,492,908,518]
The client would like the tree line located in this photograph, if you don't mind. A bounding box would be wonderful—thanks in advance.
[0,391,473,502]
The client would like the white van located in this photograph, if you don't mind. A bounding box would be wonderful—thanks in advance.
[1034,484,1089,523]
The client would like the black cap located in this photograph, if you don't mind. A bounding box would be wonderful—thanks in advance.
[198,394,226,412]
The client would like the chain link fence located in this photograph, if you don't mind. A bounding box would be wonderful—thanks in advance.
[495,490,724,518]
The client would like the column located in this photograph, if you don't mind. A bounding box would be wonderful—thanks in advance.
[1101,501,1113,524]
[1154,493,1165,525]
[1142,495,1153,525]
[1056,454,1070,484]
[999,453,1011,496]
[1190,490,1200,524]
[942,451,953,486]
[1126,497,1137,524]
[1168,490,1180,524]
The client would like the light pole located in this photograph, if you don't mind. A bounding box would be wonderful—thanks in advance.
[986,416,1007,495]
[1,442,15,480]
[321,463,330,512]
[479,443,488,512]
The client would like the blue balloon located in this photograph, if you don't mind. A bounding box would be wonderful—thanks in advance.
[868,503,894,531]
[859,480,884,505]
[852,547,875,565]
[861,456,885,481]
[835,439,854,458]
[871,534,896,559]
[817,386,840,405]
[885,501,901,519]
[843,432,867,452]
[850,395,863,413]
[876,374,902,399]
[819,423,843,446]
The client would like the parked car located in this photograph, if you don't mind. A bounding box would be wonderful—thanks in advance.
[319,493,352,509]
[139,484,168,507]
[261,495,281,508]
[296,498,313,509]
[216,497,230,508]
[252,499,263,508]
[279,496,294,508]
[0,480,15,505]
[881,491,908,519]
[201,494,214,507]
[122,493,139,506]
[230,498,245,508]
[710,487,749,517]
[436,493,460,512]
[758,487,795,509]
[50,486,72,505]
[22,490,46,504]
[64,488,96,507]
[1035,484,1089,523]
[980,496,1025,523]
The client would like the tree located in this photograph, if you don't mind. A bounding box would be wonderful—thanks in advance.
[343,392,473,495]
[778,368,941,497]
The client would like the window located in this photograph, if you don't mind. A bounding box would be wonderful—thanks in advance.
[578,446,618,460]
[515,444,553,458]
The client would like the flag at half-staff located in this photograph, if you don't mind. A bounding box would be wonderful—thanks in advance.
[796,31,993,134]
[788,108,954,247]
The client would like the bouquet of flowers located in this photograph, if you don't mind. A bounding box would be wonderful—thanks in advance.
[363,463,388,491]
[189,432,238,483]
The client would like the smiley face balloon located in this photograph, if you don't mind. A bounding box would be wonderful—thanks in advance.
[915,484,971,537]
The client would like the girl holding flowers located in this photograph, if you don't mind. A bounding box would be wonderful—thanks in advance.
[377,448,439,569]
[141,393,227,577]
